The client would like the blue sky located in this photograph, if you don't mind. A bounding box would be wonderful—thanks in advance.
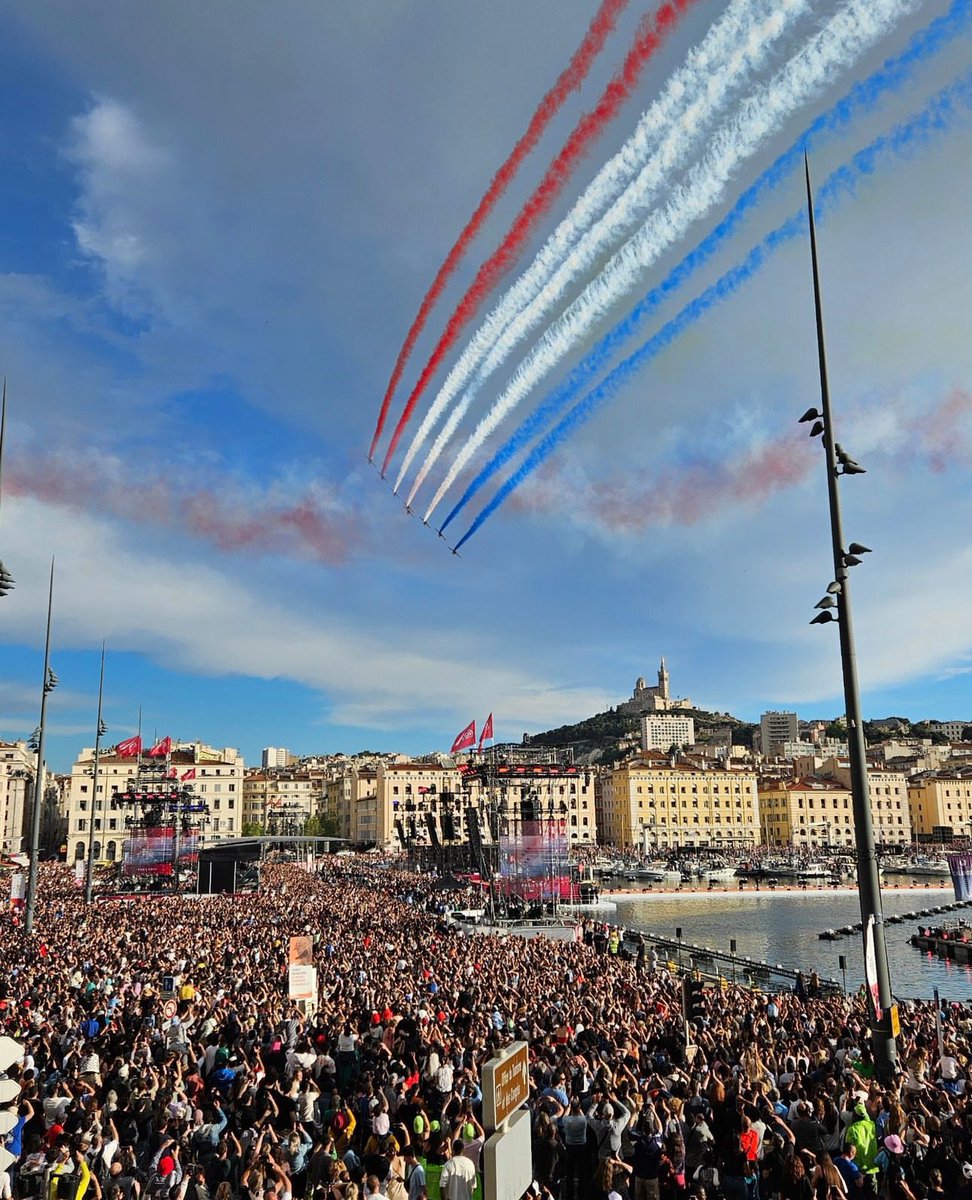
[1,0,971,773]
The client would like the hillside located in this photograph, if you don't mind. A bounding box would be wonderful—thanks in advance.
[526,705,758,764]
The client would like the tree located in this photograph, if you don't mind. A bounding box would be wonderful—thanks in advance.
[304,813,342,838]
[241,820,263,836]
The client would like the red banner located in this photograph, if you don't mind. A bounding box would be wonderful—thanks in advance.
[450,720,476,755]
[147,736,172,758]
[115,735,142,759]
[478,712,494,752]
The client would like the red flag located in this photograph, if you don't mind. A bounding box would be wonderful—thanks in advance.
[147,736,172,758]
[450,720,476,755]
[167,766,178,779]
[478,713,494,752]
[180,768,196,781]
[115,735,142,759]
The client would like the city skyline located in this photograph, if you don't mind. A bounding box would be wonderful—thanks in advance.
[1,2,970,772]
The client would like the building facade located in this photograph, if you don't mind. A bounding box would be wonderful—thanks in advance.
[760,711,799,757]
[759,767,911,848]
[242,768,325,833]
[65,740,245,865]
[0,740,38,855]
[597,756,760,850]
[641,714,696,752]
[321,753,598,850]
[908,768,972,838]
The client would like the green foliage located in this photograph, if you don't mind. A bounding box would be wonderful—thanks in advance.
[241,820,263,836]
[528,707,636,749]
[303,813,342,838]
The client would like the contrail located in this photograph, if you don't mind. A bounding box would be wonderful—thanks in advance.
[426,0,918,524]
[367,0,631,460]
[452,69,972,550]
[379,0,702,475]
[439,0,971,533]
[398,0,812,505]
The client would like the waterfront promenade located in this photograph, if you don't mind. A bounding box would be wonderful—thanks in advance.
[1,859,969,1200]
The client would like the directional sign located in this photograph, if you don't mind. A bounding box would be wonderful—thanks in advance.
[482,1040,529,1131]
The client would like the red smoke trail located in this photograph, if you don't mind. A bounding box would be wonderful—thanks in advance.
[504,387,972,535]
[6,453,358,565]
[379,0,699,475]
[369,0,631,462]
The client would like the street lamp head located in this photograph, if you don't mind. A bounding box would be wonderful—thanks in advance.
[847,542,872,556]
[810,611,837,625]
[44,668,59,694]
[826,581,842,594]
[843,554,863,568]
[798,407,821,424]
[0,562,14,597]
[839,462,867,476]
[814,596,837,609]
[809,420,825,438]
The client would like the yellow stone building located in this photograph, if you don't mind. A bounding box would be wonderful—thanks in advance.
[597,755,759,850]
[907,769,972,838]
[759,769,911,848]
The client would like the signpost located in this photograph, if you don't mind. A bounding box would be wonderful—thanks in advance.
[288,964,318,1016]
[482,1040,529,1131]
[482,1041,532,1200]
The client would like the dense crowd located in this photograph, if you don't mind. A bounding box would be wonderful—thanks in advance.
[1,858,971,1200]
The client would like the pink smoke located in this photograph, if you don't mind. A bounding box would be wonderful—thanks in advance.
[5,450,358,564]
[507,387,972,535]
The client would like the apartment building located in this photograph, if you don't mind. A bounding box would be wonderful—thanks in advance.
[65,740,245,865]
[597,755,759,850]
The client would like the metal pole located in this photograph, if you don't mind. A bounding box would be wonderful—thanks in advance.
[804,158,896,1079]
[84,643,107,904]
[25,558,55,935]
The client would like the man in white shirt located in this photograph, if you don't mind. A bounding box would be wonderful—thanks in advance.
[439,1141,476,1200]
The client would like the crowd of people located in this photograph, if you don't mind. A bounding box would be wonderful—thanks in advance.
[1,857,971,1200]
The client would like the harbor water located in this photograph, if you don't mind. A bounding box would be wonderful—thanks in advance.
[609,883,971,1001]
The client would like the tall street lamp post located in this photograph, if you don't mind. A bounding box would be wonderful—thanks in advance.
[0,381,14,600]
[25,558,57,935]
[84,644,108,904]
[801,158,896,1080]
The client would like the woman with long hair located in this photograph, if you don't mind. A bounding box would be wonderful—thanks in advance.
[809,1152,846,1199]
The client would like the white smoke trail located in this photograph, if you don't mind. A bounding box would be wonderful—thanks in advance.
[393,0,811,499]
[422,0,917,522]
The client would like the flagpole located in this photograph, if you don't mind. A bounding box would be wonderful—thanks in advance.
[25,558,56,936]
[84,643,107,904]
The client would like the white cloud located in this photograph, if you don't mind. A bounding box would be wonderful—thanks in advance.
[66,98,173,312]
[1,496,612,734]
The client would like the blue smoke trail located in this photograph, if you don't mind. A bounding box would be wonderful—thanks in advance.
[452,70,972,552]
[439,0,972,536]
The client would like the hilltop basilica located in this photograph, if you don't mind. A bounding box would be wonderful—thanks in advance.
[620,658,693,714]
